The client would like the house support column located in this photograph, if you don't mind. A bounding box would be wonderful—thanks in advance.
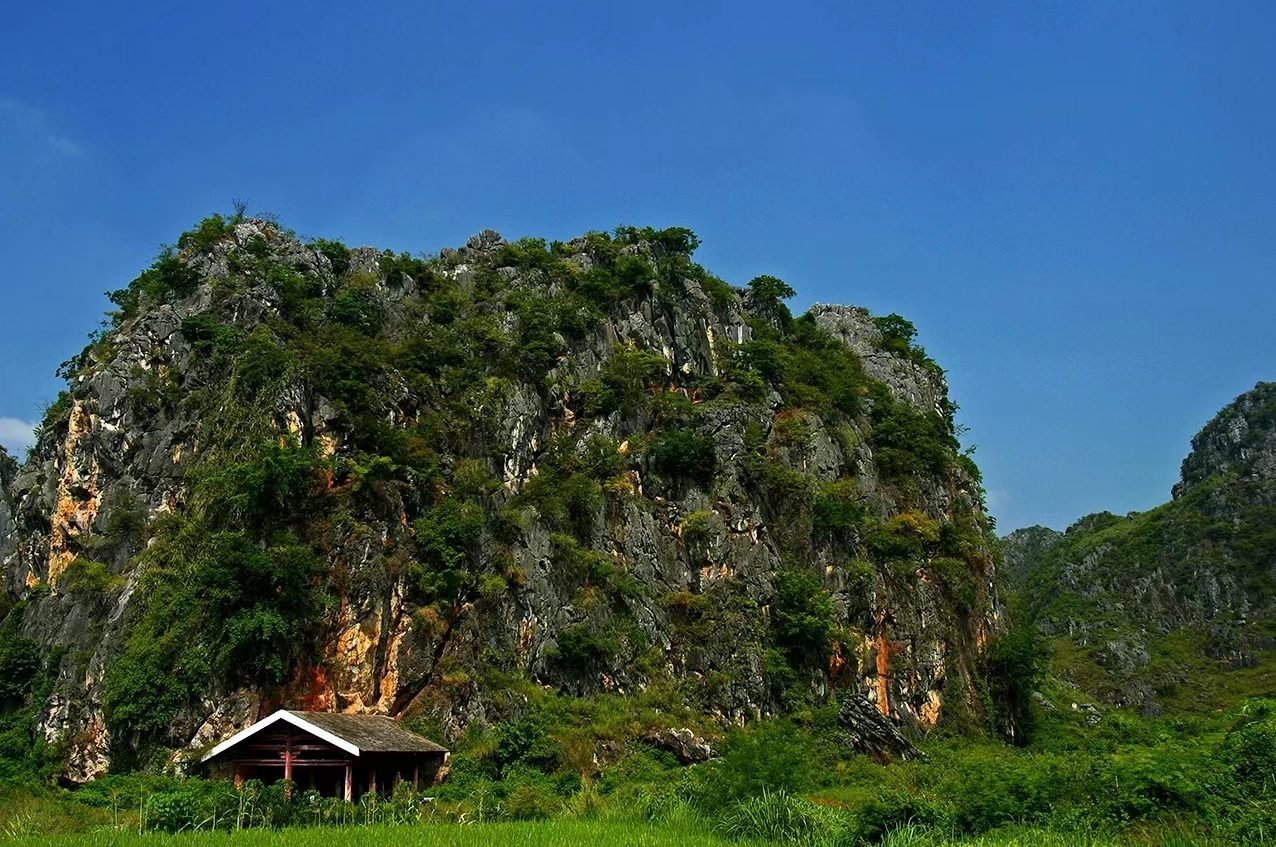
[344,762,353,803]
[413,764,420,791]
[368,768,376,797]
[233,765,243,790]
[283,732,293,798]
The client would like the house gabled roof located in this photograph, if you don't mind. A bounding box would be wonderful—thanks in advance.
[200,709,448,763]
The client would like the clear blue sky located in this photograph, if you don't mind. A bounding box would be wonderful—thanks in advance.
[2,1,1273,532]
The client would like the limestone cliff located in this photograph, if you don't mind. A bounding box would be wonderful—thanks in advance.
[0,216,998,780]
[0,446,14,585]
[1003,383,1276,714]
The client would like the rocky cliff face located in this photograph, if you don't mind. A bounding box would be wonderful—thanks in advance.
[1003,383,1276,714]
[0,217,997,780]
[0,446,14,586]
[1175,383,1276,497]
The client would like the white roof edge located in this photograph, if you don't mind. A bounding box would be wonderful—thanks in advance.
[200,709,361,762]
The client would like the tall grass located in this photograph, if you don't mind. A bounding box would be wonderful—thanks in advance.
[0,819,728,847]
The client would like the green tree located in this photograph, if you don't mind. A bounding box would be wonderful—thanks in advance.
[748,275,796,301]
[980,619,1050,745]
[872,313,918,356]
[771,567,835,668]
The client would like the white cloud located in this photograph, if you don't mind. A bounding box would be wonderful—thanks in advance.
[0,417,38,454]
[0,96,81,158]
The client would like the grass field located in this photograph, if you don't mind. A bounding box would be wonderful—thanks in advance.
[0,819,1264,847]
[3,820,728,847]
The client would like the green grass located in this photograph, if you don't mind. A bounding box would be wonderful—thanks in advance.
[1,820,1264,847]
[1,820,727,847]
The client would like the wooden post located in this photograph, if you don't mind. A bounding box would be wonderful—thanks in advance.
[283,732,293,798]
[233,765,243,790]
[413,763,420,791]
[344,762,353,803]
[368,768,377,798]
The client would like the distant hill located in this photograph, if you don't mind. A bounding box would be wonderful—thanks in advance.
[1003,383,1276,715]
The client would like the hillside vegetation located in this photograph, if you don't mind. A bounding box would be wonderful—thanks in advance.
[1002,383,1276,717]
[0,211,1001,782]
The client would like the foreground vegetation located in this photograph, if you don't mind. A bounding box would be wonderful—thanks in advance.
[1,690,1274,845]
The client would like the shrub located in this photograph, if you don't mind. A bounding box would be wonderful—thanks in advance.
[980,621,1051,745]
[502,781,561,820]
[716,789,852,846]
[331,287,382,334]
[499,237,553,270]
[179,313,241,358]
[872,313,917,354]
[651,426,715,485]
[698,272,736,309]
[311,238,351,276]
[177,214,234,253]
[598,344,667,415]
[0,632,40,707]
[813,480,866,536]
[698,719,822,809]
[103,441,330,743]
[680,510,714,545]
[495,718,559,773]
[0,445,17,488]
[771,567,835,668]
[59,558,121,596]
[869,393,956,481]
[144,790,199,832]
[614,225,700,256]
[552,624,620,676]
[1223,708,1276,792]
[412,499,485,604]
[234,329,292,396]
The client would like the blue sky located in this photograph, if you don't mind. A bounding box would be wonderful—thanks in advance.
[2,1,1273,532]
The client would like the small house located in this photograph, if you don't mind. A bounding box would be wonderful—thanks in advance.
[200,710,448,800]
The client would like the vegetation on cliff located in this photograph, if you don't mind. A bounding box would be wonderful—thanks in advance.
[1002,383,1276,715]
[0,210,1006,782]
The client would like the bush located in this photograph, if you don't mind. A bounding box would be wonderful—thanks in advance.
[144,790,199,832]
[179,314,241,358]
[0,632,40,707]
[597,345,667,415]
[1223,707,1276,793]
[495,719,559,773]
[698,720,822,809]
[59,558,121,596]
[552,624,620,676]
[311,238,351,276]
[813,480,866,536]
[716,789,852,846]
[102,441,330,743]
[502,781,561,820]
[177,214,234,253]
[0,445,17,488]
[651,426,715,485]
[771,567,835,669]
[412,499,485,604]
[869,393,956,481]
[980,621,1051,745]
